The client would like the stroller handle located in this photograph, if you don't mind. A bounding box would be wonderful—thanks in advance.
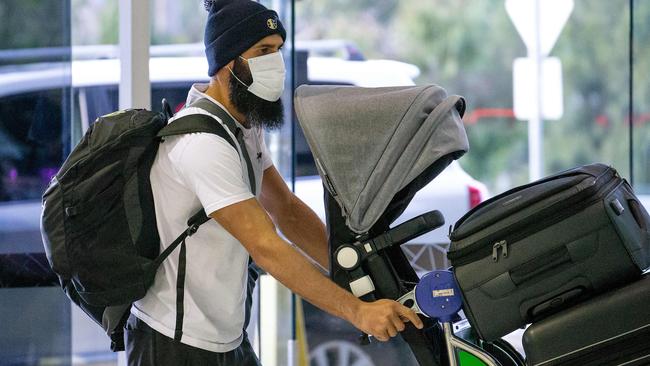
[381,210,445,248]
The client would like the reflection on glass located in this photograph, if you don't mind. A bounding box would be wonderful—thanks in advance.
[0,90,63,203]
[632,0,650,212]
[0,0,73,364]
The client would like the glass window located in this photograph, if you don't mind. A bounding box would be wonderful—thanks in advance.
[0,90,64,203]
[2,1,645,365]
[294,1,643,364]
[0,0,72,364]
[633,0,650,210]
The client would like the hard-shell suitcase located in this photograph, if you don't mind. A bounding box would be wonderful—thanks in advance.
[522,274,650,366]
[447,163,650,341]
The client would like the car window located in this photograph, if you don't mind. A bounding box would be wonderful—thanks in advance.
[151,82,198,113]
[0,89,65,202]
[81,85,119,124]
[81,82,197,122]
[0,80,200,205]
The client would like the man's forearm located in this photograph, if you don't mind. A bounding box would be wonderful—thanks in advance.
[275,195,329,271]
[254,234,357,323]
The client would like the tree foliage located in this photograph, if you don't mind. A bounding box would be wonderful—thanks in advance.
[296,0,650,193]
[0,0,69,49]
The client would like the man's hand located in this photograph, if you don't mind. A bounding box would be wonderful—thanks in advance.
[350,299,424,342]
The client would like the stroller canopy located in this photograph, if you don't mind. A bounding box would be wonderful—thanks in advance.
[294,84,469,234]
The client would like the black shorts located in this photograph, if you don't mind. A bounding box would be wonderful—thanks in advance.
[124,314,261,366]
[125,263,261,366]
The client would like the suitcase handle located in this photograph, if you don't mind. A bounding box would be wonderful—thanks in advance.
[528,286,586,319]
[628,199,648,230]
[510,247,572,286]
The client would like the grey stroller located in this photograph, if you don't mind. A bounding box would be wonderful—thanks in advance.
[294,84,524,365]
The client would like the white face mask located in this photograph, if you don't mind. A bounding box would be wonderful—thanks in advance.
[229,51,286,102]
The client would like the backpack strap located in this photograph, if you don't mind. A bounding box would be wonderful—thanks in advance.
[150,99,259,342]
[140,207,209,341]
[157,98,257,196]
[157,113,237,149]
[188,98,239,136]
[189,98,258,198]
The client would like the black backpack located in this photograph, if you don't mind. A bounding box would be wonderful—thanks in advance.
[40,98,254,351]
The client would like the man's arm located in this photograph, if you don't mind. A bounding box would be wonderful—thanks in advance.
[259,166,329,271]
[210,198,423,341]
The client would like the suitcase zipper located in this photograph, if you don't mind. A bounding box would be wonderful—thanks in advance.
[450,166,616,239]
[492,240,508,262]
[450,174,621,266]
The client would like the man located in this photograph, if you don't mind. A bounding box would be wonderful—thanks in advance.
[125,0,423,364]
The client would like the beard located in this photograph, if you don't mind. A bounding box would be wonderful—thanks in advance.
[229,57,284,130]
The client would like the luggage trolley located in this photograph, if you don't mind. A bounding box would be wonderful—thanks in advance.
[331,209,525,366]
[294,84,650,366]
[396,270,502,366]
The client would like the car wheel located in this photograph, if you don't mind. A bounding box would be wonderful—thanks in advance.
[310,340,376,366]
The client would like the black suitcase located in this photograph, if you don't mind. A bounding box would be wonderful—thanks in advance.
[522,274,650,366]
[447,163,650,341]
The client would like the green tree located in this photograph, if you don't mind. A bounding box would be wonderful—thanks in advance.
[296,0,649,194]
[0,0,69,50]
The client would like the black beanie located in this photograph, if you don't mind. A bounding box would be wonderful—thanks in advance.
[204,0,286,77]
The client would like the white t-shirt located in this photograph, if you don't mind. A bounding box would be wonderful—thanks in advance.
[132,84,273,352]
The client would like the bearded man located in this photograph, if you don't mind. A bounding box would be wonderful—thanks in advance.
[124,1,422,365]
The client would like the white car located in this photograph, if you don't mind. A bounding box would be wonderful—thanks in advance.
[294,161,489,274]
[640,195,650,212]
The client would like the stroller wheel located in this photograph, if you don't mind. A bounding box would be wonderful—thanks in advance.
[479,338,526,366]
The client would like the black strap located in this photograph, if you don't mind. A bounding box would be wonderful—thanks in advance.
[189,98,239,136]
[189,98,257,196]
[157,114,236,150]
[234,128,257,196]
[140,211,205,343]
[150,226,193,270]
[157,99,257,196]
[150,98,258,341]
[174,241,187,341]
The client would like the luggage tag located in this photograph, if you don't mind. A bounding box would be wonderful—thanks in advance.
[397,270,463,323]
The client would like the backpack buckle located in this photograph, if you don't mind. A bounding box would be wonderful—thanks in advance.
[186,224,200,237]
